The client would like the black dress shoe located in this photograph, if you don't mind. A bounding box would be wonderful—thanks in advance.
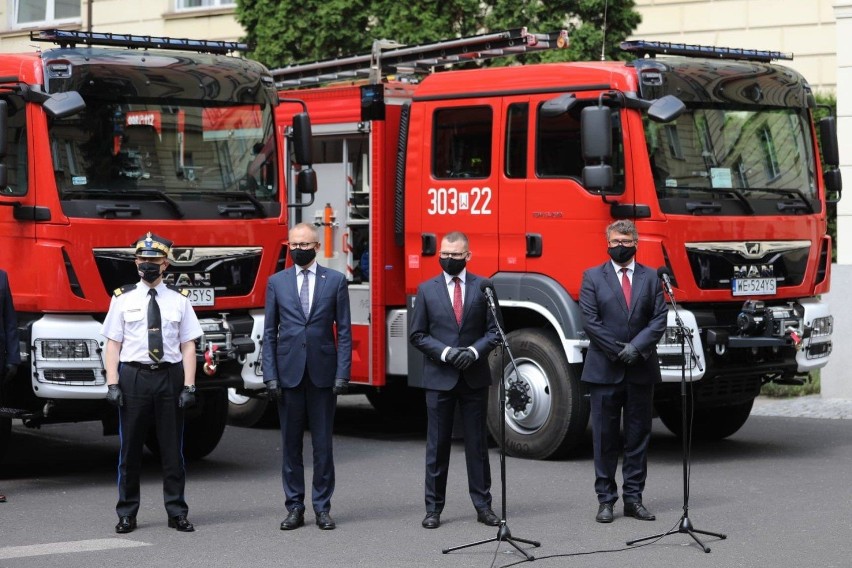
[624,502,656,521]
[167,515,195,532]
[476,507,500,526]
[315,511,336,530]
[595,503,614,523]
[115,516,137,534]
[280,509,305,530]
[421,511,441,529]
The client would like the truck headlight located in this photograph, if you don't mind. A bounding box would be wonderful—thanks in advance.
[810,316,833,337]
[36,339,97,360]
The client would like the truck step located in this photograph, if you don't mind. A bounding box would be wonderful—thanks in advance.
[0,407,30,419]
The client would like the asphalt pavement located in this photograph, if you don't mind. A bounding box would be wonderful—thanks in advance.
[1,394,851,568]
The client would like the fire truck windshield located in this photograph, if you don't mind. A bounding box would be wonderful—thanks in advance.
[644,105,818,215]
[48,98,278,204]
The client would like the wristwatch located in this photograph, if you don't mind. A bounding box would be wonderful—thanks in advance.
[183,385,196,393]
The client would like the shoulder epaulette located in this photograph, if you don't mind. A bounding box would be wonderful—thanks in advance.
[166,284,190,297]
[113,284,137,297]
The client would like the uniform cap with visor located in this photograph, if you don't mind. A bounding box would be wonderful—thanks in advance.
[134,232,173,258]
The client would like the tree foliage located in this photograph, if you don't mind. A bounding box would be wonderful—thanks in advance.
[236,0,641,69]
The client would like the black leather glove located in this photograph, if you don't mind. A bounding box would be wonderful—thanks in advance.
[106,384,124,408]
[178,386,197,409]
[446,347,464,366]
[265,380,282,402]
[453,348,476,371]
[332,378,349,395]
[3,363,17,385]
[616,342,641,366]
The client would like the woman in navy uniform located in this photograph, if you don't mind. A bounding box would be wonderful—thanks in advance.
[101,232,202,534]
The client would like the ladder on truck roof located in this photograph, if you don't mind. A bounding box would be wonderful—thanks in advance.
[271,27,568,88]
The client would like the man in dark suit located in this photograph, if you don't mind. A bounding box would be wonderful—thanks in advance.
[263,222,352,531]
[409,231,500,529]
[0,268,21,504]
[579,220,667,524]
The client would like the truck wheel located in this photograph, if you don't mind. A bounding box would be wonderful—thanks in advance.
[227,388,275,428]
[657,398,754,441]
[0,418,10,462]
[487,329,589,460]
[146,389,229,460]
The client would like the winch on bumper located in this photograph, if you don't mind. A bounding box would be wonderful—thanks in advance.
[195,313,256,388]
[658,297,833,385]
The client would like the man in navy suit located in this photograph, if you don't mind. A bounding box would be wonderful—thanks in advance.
[409,231,500,529]
[579,220,667,524]
[263,222,352,531]
[0,268,21,504]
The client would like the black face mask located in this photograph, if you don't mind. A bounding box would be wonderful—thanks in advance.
[290,248,317,267]
[439,257,466,276]
[137,262,164,284]
[607,245,636,264]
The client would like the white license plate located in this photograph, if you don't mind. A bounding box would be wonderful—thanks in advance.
[187,288,215,306]
[732,278,776,296]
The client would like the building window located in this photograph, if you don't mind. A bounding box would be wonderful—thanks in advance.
[176,0,236,9]
[14,0,80,27]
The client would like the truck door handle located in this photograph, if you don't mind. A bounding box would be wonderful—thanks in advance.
[421,233,436,256]
[526,233,542,257]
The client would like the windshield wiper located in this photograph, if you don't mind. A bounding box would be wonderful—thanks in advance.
[188,191,268,218]
[697,187,756,215]
[60,189,185,218]
[752,187,815,214]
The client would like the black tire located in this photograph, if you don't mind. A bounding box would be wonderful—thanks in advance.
[146,389,229,460]
[227,388,275,428]
[657,398,754,441]
[487,329,589,460]
[0,417,10,463]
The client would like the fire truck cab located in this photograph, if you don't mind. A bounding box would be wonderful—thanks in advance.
[270,30,838,459]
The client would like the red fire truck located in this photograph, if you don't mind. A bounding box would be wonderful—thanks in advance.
[0,30,314,460]
[263,29,839,460]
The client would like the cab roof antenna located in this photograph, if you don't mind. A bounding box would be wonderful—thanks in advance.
[600,0,609,61]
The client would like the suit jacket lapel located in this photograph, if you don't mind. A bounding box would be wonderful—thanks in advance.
[462,273,477,325]
[309,266,329,320]
[628,266,646,318]
[604,262,629,314]
[434,274,458,325]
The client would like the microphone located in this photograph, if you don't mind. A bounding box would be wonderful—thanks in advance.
[657,266,675,297]
[479,278,496,306]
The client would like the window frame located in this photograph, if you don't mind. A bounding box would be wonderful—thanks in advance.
[175,0,236,10]
[12,0,81,29]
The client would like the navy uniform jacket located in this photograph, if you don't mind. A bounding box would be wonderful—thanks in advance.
[409,271,500,391]
[262,264,352,388]
[0,269,20,369]
[579,262,667,385]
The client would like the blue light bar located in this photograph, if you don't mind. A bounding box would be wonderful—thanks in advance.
[621,40,793,62]
[31,29,248,55]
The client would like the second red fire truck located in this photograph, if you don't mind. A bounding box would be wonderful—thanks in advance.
[255,28,838,460]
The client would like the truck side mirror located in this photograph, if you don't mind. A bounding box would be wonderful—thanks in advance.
[296,166,317,194]
[648,95,685,123]
[292,113,313,166]
[820,116,840,167]
[581,106,612,160]
[43,91,86,119]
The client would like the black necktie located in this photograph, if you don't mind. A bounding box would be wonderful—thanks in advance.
[148,288,163,362]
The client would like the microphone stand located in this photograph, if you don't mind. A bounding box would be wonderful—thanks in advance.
[626,278,725,553]
[443,286,541,560]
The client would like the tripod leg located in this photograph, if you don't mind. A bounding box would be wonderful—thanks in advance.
[626,528,676,546]
[442,536,497,554]
[685,529,711,553]
[506,536,541,547]
[692,528,727,540]
[503,538,536,561]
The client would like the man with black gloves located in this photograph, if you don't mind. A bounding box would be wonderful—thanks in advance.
[0,267,21,504]
[101,232,202,534]
[409,231,500,529]
[263,222,351,531]
[579,220,667,524]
